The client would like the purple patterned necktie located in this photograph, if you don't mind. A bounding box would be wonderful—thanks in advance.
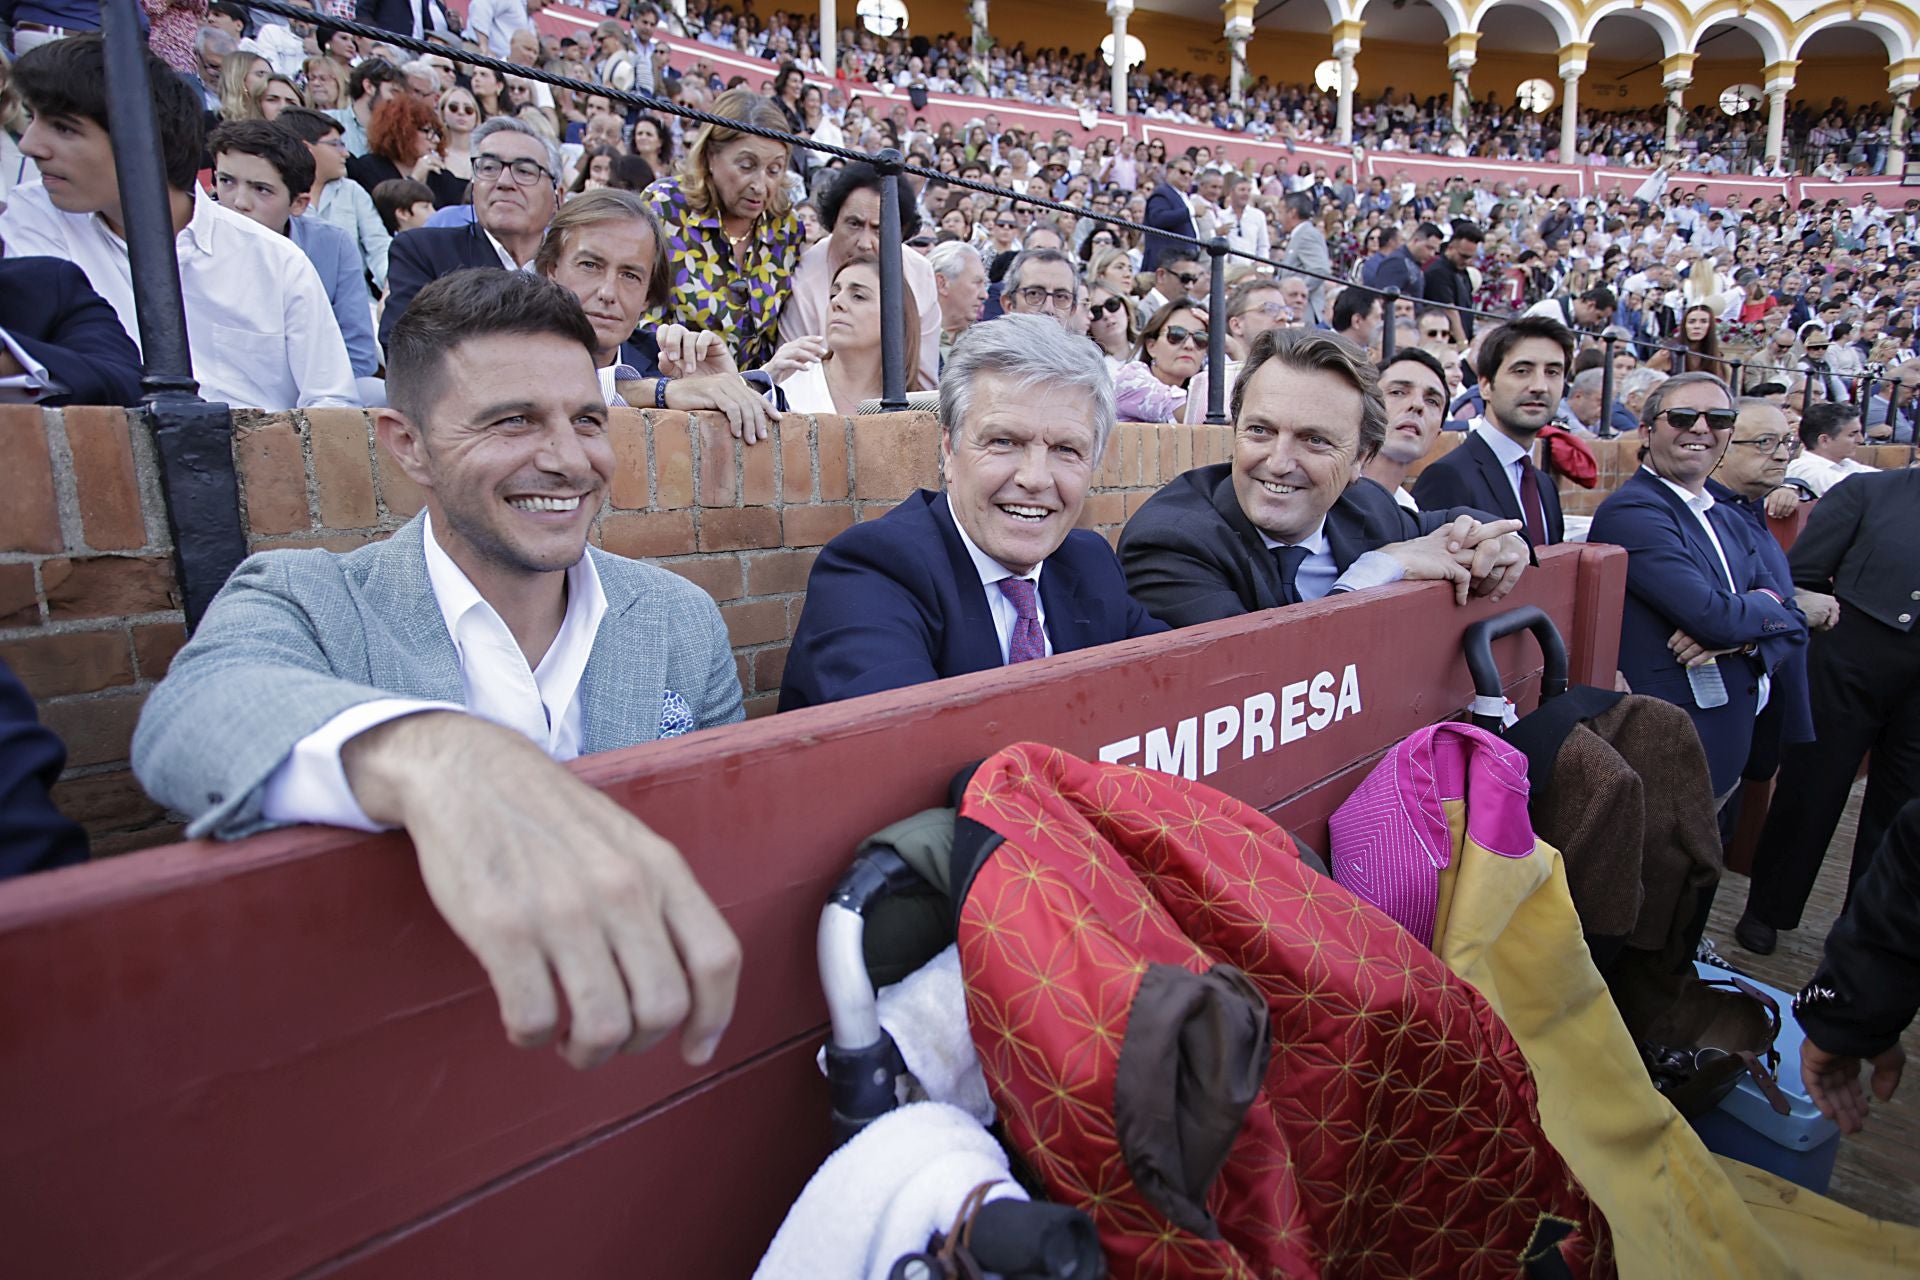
[998,578,1047,664]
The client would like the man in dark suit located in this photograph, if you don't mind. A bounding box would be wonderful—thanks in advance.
[1738,465,1920,953]
[0,257,143,406]
[1119,336,1528,630]
[378,116,561,346]
[780,316,1167,711]
[1140,153,1198,274]
[0,658,89,880]
[356,0,457,41]
[1588,372,1807,806]
[1413,314,1571,548]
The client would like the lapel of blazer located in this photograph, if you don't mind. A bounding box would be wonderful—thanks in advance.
[1210,470,1286,610]
[1038,537,1099,652]
[928,492,1005,668]
[358,515,465,704]
[577,550,664,754]
[1632,470,1733,585]
[1467,433,1525,523]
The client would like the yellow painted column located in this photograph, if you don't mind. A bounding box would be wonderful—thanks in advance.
[1661,52,1696,157]
[1447,32,1479,134]
[1333,19,1364,145]
[1888,61,1919,175]
[1763,59,1798,170]
[1558,41,1591,162]
[1222,0,1255,109]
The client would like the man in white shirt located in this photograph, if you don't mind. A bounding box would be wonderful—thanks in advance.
[465,0,533,56]
[1222,175,1271,261]
[0,37,357,410]
[133,269,746,1073]
[1787,402,1878,496]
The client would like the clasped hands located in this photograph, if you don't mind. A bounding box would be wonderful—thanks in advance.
[1381,515,1530,606]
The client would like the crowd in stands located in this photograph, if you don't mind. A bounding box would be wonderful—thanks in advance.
[0,7,1916,1149]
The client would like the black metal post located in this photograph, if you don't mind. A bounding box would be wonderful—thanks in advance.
[1728,358,1743,397]
[1854,370,1871,410]
[1205,237,1228,425]
[875,148,908,411]
[1889,374,1907,446]
[1598,335,1617,438]
[1380,289,1399,361]
[1802,368,1816,414]
[104,0,247,632]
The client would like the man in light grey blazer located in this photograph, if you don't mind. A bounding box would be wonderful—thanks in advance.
[1279,192,1332,327]
[134,270,745,1071]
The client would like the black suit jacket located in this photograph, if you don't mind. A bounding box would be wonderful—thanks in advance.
[0,257,143,407]
[1789,466,1920,634]
[1140,181,1197,273]
[779,490,1167,711]
[356,0,455,38]
[378,223,505,347]
[1411,431,1564,547]
[1117,464,1482,629]
[0,658,89,880]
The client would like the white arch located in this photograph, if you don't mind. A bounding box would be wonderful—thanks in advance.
[1466,0,1577,53]
[1789,13,1913,66]
[1689,12,1790,69]
[1579,0,1689,62]
[1351,0,1467,39]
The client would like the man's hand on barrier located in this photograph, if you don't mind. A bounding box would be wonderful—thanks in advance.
[1668,629,1743,669]
[1443,518,1528,602]
[1763,485,1801,520]
[1796,589,1841,631]
[1802,1039,1905,1135]
[655,324,738,378]
[665,375,778,444]
[341,712,743,1070]
[1381,517,1477,605]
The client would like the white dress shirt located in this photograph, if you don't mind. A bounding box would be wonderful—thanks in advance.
[465,0,533,55]
[0,328,59,403]
[1255,518,1405,601]
[945,502,1052,663]
[1786,452,1876,497]
[258,514,609,831]
[1646,470,1769,714]
[1469,417,1537,514]
[0,184,357,409]
[1223,203,1270,261]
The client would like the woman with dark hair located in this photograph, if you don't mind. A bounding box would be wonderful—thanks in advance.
[643,88,803,366]
[770,63,807,133]
[347,94,468,207]
[605,152,656,192]
[1116,299,1209,422]
[773,257,928,414]
[1672,303,1725,374]
[630,114,673,171]
[467,64,507,120]
[570,143,620,196]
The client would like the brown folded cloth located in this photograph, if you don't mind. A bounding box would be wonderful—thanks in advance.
[1530,721,1646,942]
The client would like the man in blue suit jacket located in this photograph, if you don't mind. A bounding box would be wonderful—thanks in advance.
[1589,372,1807,802]
[0,658,89,879]
[0,257,143,406]
[1140,154,1198,274]
[781,316,1167,711]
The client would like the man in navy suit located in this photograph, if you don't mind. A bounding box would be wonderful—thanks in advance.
[1413,314,1570,547]
[0,257,143,406]
[779,316,1168,711]
[0,658,90,879]
[1140,153,1198,274]
[379,117,561,347]
[1589,372,1807,804]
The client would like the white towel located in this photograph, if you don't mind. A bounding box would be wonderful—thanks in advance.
[752,1101,1027,1280]
[874,944,995,1126]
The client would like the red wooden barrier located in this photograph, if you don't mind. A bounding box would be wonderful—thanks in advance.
[0,544,1624,1280]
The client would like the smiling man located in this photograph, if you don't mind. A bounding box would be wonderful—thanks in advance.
[134,269,745,1073]
[1119,330,1527,630]
[779,315,1167,710]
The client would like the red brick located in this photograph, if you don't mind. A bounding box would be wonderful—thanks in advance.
[607,409,651,509]
[850,413,940,500]
[598,510,695,560]
[133,622,188,680]
[720,599,787,647]
[374,439,427,519]
[781,504,855,547]
[1172,426,1194,475]
[696,418,738,507]
[654,414,695,509]
[0,631,135,697]
[40,690,147,768]
[741,430,777,505]
[750,644,788,691]
[665,556,743,602]
[1156,429,1176,484]
[697,506,781,552]
[0,404,63,552]
[1095,430,1126,487]
[0,562,37,628]
[744,548,818,596]
[42,556,177,621]
[779,421,812,503]
[1122,489,1152,520]
[816,415,850,500]
[51,770,167,834]
[64,406,146,551]
[1078,491,1125,530]
[235,417,309,536]
[306,408,379,529]
[743,692,779,719]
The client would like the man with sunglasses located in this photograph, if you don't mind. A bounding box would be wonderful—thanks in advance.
[1141,153,1198,273]
[379,117,561,347]
[1589,372,1808,804]
[1141,246,1208,323]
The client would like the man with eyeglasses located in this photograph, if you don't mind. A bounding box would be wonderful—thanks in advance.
[1786,402,1878,497]
[1589,372,1808,804]
[380,117,561,347]
[1181,278,1290,424]
[997,249,1079,329]
[1141,153,1199,273]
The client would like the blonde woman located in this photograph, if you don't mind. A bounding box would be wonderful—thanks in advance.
[216,49,270,122]
[301,56,348,111]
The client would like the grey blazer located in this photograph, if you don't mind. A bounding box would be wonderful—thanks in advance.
[133,514,743,841]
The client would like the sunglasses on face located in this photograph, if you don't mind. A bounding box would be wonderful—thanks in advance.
[1091,296,1129,317]
[994,218,1018,228]
[1657,408,1737,432]
[1172,271,1202,287]
[1161,325,1209,349]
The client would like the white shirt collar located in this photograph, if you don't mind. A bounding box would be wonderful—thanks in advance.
[945,497,1043,591]
[1644,466,1714,513]
[1256,516,1330,554]
[483,225,534,270]
[420,509,607,676]
[1472,417,1536,468]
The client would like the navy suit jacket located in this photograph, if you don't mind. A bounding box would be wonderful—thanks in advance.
[1589,469,1807,796]
[378,222,504,347]
[1140,181,1197,273]
[0,257,143,407]
[0,658,89,880]
[1708,479,1814,780]
[1412,431,1565,547]
[779,490,1168,711]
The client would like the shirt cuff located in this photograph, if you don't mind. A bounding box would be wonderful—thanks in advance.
[259,699,465,831]
[1330,550,1407,595]
[0,327,62,403]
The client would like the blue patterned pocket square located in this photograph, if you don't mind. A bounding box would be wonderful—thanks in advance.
[659,689,694,739]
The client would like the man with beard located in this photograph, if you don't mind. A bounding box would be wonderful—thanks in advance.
[1413,316,1571,547]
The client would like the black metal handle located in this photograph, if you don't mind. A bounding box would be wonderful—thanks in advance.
[1461,606,1568,731]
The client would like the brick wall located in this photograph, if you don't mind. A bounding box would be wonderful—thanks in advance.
[2,405,1234,854]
